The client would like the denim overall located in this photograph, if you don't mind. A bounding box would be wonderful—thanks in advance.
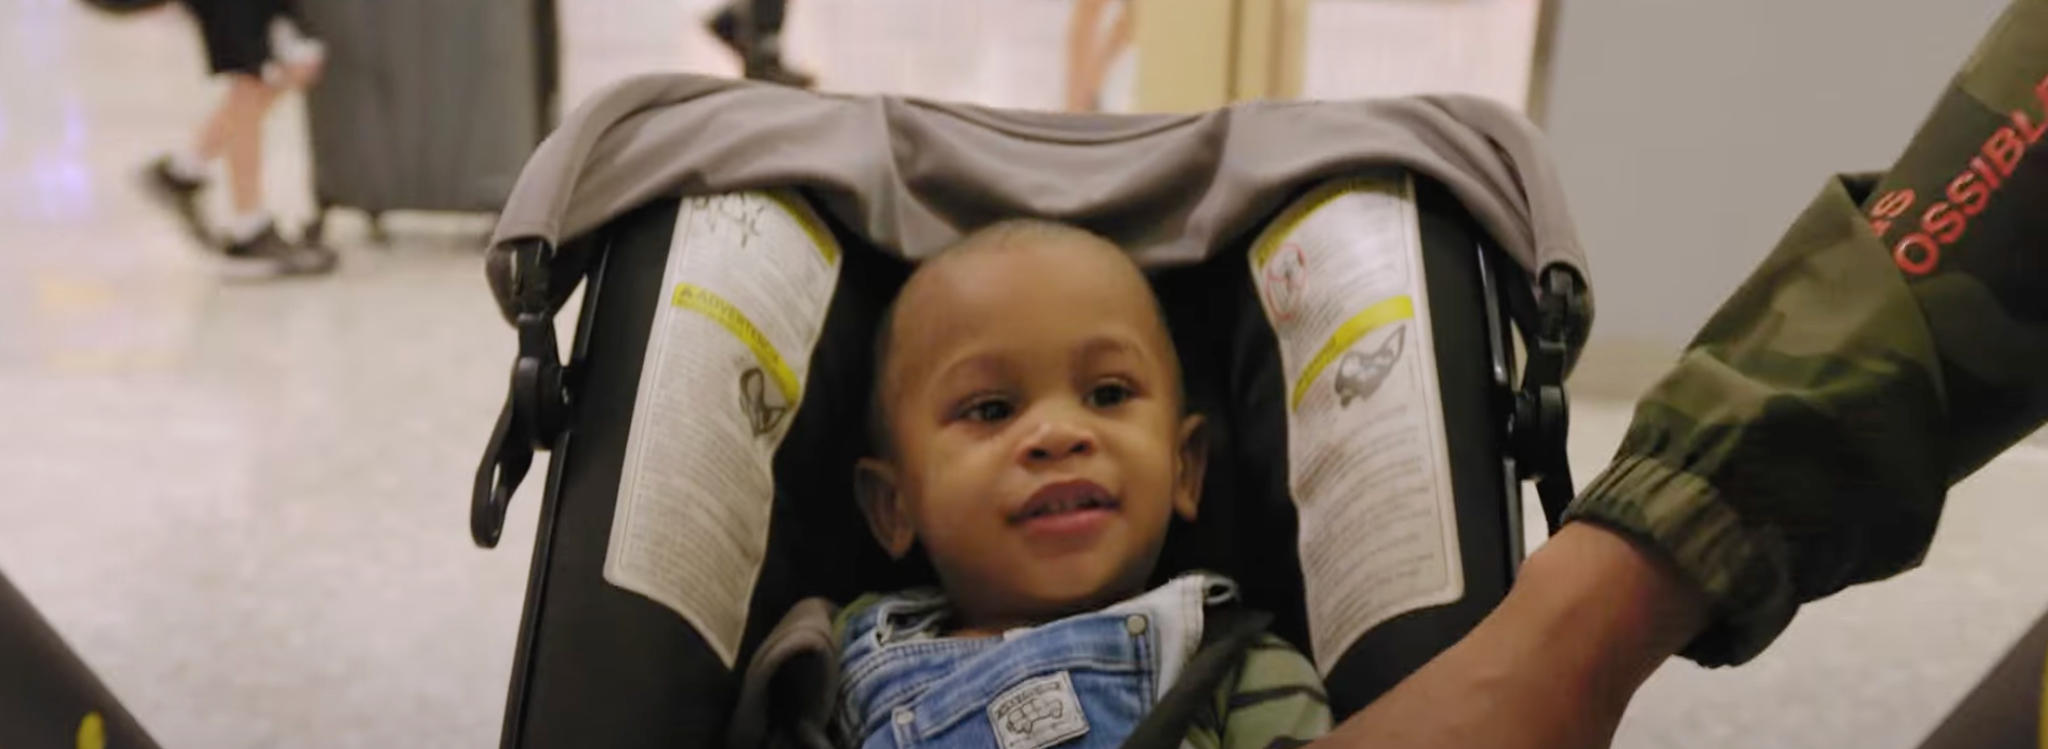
[836,574,1234,749]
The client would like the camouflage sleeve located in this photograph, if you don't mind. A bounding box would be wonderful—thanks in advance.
[1185,634,1330,749]
[1567,0,2048,667]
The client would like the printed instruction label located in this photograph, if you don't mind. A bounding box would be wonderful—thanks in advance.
[1248,174,1464,675]
[606,191,842,667]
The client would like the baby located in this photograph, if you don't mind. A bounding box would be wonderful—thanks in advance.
[836,219,1329,748]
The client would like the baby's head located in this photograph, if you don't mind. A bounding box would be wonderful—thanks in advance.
[856,219,1207,634]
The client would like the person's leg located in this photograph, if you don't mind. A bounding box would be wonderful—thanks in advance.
[226,11,334,275]
[1091,0,1132,107]
[705,0,811,87]
[147,0,335,275]
[743,0,811,87]
[211,18,321,223]
[206,73,331,275]
[708,0,740,47]
[216,75,283,227]
[740,0,808,84]
[1066,0,1116,111]
[147,0,272,240]
[750,0,785,35]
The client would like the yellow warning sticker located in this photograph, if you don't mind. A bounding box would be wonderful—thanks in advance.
[1252,179,1374,270]
[767,190,839,265]
[1289,295,1415,411]
[671,282,801,406]
[77,711,105,749]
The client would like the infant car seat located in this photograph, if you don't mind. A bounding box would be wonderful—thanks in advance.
[471,74,1592,748]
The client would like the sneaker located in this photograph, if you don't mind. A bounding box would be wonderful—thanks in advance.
[142,156,210,243]
[221,225,339,278]
[706,7,745,57]
[706,7,816,88]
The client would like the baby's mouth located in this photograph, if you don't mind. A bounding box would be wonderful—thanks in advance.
[1012,480,1120,524]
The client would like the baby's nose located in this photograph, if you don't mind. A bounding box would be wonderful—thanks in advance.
[1021,419,1096,463]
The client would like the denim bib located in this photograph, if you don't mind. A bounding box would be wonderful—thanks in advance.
[837,574,1235,749]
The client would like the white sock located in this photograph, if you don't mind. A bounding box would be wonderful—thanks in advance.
[272,18,326,68]
[226,212,274,244]
[277,35,326,68]
[165,149,210,182]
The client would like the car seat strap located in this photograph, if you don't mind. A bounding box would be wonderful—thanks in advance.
[1119,609,1274,749]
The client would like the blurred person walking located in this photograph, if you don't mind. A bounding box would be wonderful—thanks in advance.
[1065,0,1130,111]
[143,0,337,277]
[704,0,815,88]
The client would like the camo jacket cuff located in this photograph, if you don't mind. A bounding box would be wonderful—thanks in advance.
[1565,455,1796,667]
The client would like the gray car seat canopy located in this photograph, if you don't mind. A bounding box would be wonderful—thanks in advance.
[485,74,1589,322]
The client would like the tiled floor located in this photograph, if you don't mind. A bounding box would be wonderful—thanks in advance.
[0,1,2042,747]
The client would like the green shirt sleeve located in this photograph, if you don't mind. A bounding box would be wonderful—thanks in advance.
[1185,634,1330,749]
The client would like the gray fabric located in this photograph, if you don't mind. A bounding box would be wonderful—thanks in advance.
[486,73,1591,330]
[726,597,839,749]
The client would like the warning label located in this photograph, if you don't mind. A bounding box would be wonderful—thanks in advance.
[1248,174,1464,675]
[606,191,842,667]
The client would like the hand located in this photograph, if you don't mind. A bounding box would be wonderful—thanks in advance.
[1311,522,1709,748]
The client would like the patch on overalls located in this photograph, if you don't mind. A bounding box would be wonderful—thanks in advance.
[987,670,1088,749]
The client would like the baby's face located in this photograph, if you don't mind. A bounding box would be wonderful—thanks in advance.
[861,235,1204,633]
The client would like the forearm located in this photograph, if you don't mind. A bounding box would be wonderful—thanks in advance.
[1510,522,1708,711]
[1314,522,1706,748]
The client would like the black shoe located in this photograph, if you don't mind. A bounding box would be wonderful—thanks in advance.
[744,58,816,88]
[221,225,339,278]
[143,156,210,243]
[706,7,745,57]
[707,6,816,88]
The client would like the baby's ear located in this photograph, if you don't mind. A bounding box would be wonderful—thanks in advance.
[1172,414,1209,522]
[854,458,916,559]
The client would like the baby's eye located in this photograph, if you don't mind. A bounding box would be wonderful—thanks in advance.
[961,397,1015,423]
[1085,382,1134,409]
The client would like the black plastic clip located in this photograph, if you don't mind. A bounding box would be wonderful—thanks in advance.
[1513,266,1588,530]
[472,239,573,548]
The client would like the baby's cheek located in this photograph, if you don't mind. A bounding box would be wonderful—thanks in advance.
[918,522,1010,587]
[915,499,996,551]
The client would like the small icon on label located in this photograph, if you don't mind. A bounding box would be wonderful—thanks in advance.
[1263,243,1310,322]
[738,367,790,436]
[988,671,1089,749]
[1334,325,1405,407]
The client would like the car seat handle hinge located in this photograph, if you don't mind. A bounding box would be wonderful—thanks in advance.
[1515,266,1587,529]
[473,239,572,547]
[472,400,531,548]
[506,238,572,446]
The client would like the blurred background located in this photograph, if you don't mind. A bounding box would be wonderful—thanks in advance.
[1,0,2043,746]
